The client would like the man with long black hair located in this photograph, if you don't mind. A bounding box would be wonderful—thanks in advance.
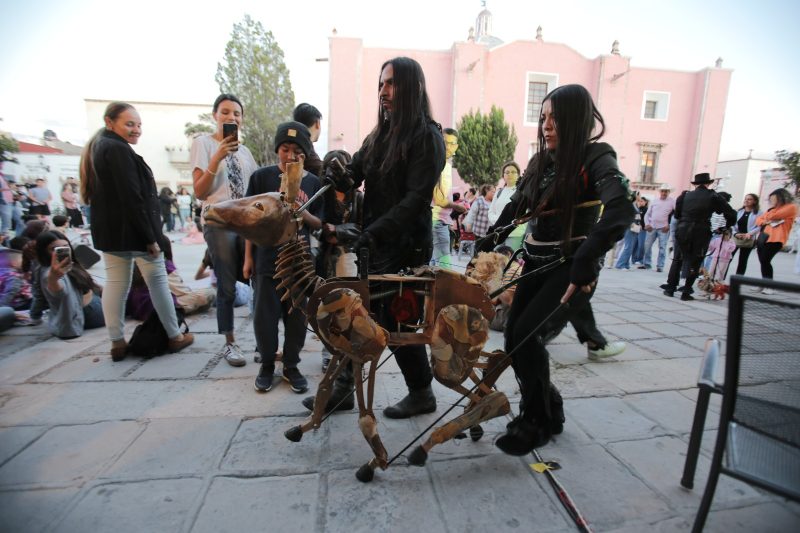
[322,57,446,419]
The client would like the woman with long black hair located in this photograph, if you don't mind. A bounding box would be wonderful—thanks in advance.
[484,84,635,454]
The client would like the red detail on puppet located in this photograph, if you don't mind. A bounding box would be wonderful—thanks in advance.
[390,288,420,323]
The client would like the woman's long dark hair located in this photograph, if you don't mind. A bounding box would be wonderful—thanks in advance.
[35,231,99,294]
[80,102,135,205]
[521,84,606,246]
[360,57,436,186]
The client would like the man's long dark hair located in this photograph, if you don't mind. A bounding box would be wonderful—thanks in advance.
[360,57,436,182]
[521,84,606,246]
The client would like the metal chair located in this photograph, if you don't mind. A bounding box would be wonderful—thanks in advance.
[681,275,800,532]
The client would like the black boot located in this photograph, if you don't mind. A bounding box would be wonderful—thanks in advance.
[495,413,552,456]
[302,363,354,413]
[383,385,436,419]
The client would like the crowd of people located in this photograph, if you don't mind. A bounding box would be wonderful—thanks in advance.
[1,56,798,459]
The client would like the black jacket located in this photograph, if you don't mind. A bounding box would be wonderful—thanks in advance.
[493,142,635,285]
[673,186,737,257]
[89,130,162,252]
[351,121,445,273]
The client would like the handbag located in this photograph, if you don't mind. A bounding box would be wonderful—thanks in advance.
[733,235,754,249]
[756,228,769,247]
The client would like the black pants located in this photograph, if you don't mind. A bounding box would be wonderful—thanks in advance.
[666,243,704,294]
[374,287,432,391]
[757,242,782,279]
[66,207,84,228]
[505,258,586,425]
[541,299,607,348]
[734,245,754,276]
[252,275,307,368]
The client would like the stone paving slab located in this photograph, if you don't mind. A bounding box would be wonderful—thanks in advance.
[55,478,204,532]
[0,382,174,426]
[543,442,673,530]
[124,352,213,380]
[324,466,448,533]
[0,421,142,488]
[623,390,715,433]
[553,364,625,398]
[602,323,665,341]
[566,396,662,442]
[607,435,763,511]
[586,358,699,393]
[221,416,323,475]
[0,335,104,385]
[101,417,240,479]
[191,474,320,533]
[0,487,79,532]
[32,353,141,383]
[428,454,572,531]
[0,425,47,465]
[635,338,701,358]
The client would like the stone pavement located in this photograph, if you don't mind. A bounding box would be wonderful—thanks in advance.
[1,240,799,532]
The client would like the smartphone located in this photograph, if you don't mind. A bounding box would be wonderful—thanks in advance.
[222,123,238,151]
[54,246,73,272]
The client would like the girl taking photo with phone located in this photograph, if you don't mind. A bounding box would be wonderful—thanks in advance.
[35,231,104,338]
[190,94,258,367]
[80,102,194,359]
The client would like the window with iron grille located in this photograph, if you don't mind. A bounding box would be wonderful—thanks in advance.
[640,150,657,183]
[527,81,549,123]
[644,100,658,119]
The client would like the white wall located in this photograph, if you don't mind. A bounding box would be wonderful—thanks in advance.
[85,99,209,192]
[716,158,776,207]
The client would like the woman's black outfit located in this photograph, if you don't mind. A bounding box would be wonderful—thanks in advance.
[159,191,177,232]
[489,143,634,453]
[90,130,162,251]
[734,210,755,276]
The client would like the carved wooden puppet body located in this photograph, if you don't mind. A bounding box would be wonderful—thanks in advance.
[204,181,512,482]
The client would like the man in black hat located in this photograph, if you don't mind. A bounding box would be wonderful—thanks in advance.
[661,173,736,300]
[244,121,324,394]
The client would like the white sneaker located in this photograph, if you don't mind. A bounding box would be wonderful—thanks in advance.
[223,343,246,367]
[588,341,626,361]
[749,286,764,292]
[761,288,776,295]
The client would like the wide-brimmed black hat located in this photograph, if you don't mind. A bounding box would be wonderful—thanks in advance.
[691,172,714,185]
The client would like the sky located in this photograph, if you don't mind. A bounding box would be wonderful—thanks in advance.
[1,0,798,160]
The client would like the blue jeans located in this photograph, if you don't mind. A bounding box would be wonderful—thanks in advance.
[633,230,647,264]
[644,228,670,269]
[431,220,452,265]
[102,251,180,342]
[615,229,640,269]
[203,226,239,335]
[0,203,11,235]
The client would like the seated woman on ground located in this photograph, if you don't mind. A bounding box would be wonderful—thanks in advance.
[35,230,104,338]
[126,236,215,320]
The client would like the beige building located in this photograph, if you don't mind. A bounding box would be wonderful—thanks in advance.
[84,99,210,192]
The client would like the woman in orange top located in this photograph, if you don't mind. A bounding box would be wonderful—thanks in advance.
[755,188,797,292]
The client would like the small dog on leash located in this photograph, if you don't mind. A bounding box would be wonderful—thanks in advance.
[697,268,730,300]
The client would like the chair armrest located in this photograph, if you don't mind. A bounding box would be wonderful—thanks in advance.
[698,338,723,392]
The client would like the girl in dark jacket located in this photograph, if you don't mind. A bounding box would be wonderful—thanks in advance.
[80,102,193,360]
[485,84,635,454]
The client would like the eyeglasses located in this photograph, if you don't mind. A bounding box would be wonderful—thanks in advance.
[445,141,458,146]
[503,169,518,175]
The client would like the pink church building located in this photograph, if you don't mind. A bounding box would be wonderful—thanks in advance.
[326,8,732,196]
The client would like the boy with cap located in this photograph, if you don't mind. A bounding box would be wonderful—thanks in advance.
[243,121,324,393]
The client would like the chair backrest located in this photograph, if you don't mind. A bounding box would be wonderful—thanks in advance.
[726,276,800,448]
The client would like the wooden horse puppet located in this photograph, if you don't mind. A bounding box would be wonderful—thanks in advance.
[203,162,512,482]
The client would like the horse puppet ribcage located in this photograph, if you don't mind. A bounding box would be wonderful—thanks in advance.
[277,238,512,482]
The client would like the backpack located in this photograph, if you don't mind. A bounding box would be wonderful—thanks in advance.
[127,308,188,358]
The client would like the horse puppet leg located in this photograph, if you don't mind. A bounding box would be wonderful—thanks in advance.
[284,352,349,442]
[353,359,389,483]
[407,391,510,466]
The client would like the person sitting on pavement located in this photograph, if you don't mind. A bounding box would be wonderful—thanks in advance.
[0,248,32,311]
[35,230,105,339]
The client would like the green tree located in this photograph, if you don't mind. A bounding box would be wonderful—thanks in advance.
[215,14,295,166]
[775,150,800,196]
[184,113,215,139]
[452,106,518,188]
[0,134,19,163]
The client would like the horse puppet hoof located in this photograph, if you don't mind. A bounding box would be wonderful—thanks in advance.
[407,445,428,467]
[470,425,484,442]
[284,426,304,442]
[355,463,375,483]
